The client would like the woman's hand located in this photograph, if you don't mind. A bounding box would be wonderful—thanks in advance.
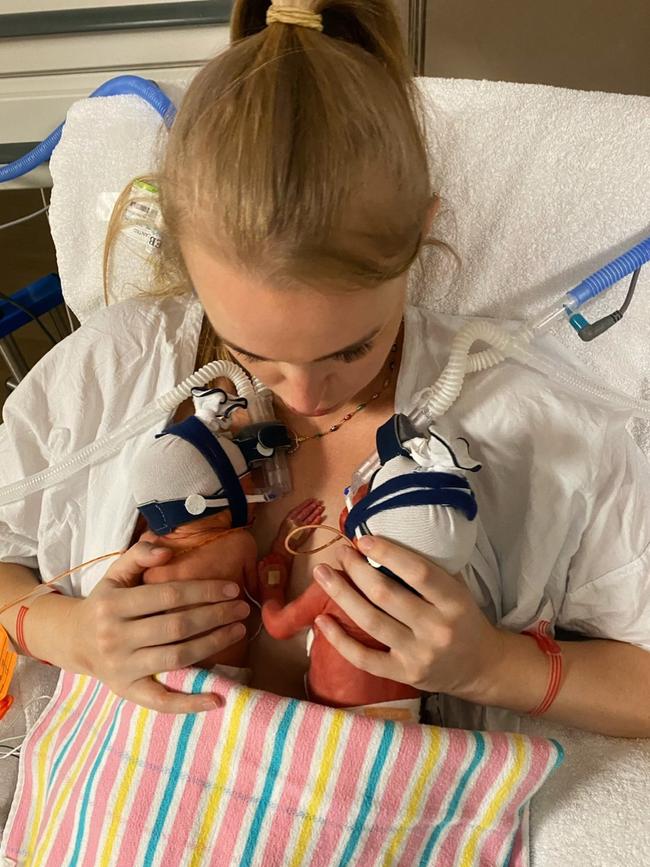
[312,535,503,702]
[68,542,250,713]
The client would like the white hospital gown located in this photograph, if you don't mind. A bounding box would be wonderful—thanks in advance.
[1,296,648,730]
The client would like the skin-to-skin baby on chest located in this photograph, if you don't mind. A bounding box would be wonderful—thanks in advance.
[249,397,395,698]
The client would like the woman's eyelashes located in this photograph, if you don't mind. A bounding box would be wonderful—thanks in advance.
[332,342,374,363]
[235,341,374,365]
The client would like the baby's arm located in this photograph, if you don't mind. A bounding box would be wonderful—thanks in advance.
[254,498,324,605]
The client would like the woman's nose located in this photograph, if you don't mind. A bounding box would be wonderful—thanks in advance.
[277,366,327,415]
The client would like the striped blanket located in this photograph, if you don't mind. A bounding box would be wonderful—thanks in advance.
[2,668,562,866]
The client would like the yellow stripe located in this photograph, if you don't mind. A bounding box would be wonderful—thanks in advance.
[289,711,345,867]
[189,688,252,867]
[24,675,89,864]
[382,727,443,866]
[458,734,527,867]
[99,706,150,866]
[31,686,118,867]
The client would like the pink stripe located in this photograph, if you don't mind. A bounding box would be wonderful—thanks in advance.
[75,697,141,865]
[158,696,229,863]
[481,739,555,865]
[309,714,377,857]
[356,725,425,864]
[21,678,112,860]
[207,693,278,861]
[397,728,469,864]
[113,697,182,867]
[440,733,512,864]
[42,689,121,865]
[3,672,96,859]
[257,700,330,864]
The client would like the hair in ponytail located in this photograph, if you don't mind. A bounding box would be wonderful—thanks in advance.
[105,2,442,366]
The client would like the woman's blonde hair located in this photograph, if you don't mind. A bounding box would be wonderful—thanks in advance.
[105,0,439,368]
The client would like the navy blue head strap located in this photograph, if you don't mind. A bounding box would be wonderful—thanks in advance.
[344,471,477,540]
[139,416,248,535]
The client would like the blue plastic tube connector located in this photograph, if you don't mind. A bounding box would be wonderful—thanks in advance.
[0,75,176,184]
[567,235,650,308]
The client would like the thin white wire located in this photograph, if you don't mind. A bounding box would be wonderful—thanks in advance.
[0,204,49,232]
[0,693,54,760]
[39,186,76,335]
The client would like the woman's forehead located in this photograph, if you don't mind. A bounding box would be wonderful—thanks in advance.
[183,244,403,363]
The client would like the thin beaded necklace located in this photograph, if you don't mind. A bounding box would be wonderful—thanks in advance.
[285,332,400,454]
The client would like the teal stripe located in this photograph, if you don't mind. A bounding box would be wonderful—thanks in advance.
[142,669,210,867]
[240,700,299,866]
[47,680,102,790]
[69,698,126,864]
[337,722,396,867]
[418,731,485,866]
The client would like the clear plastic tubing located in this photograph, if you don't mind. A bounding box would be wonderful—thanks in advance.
[0,361,255,507]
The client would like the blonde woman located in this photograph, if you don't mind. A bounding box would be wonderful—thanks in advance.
[1,0,649,736]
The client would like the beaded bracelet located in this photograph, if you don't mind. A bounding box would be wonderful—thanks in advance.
[522,620,563,717]
[15,586,62,666]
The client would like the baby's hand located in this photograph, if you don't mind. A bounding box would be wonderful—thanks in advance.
[272,498,325,555]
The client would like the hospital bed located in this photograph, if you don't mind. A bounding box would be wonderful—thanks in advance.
[1,28,649,867]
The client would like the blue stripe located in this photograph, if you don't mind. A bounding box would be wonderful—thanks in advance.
[418,731,486,866]
[337,722,396,867]
[47,680,103,790]
[239,700,299,866]
[142,669,210,867]
[69,697,127,864]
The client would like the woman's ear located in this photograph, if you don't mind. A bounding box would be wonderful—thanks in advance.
[423,195,441,238]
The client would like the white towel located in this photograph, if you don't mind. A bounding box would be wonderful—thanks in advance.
[48,94,170,324]
[520,716,650,866]
[411,78,650,455]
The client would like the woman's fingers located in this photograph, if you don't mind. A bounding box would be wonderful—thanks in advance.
[314,615,404,682]
[334,546,434,629]
[132,621,247,679]
[355,536,465,613]
[102,541,173,590]
[126,678,222,715]
[313,564,412,649]
[110,578,242,619]
[129,600,251,649]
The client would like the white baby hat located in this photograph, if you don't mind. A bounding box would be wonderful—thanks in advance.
[362,430,481,575]
[131,388,249,508]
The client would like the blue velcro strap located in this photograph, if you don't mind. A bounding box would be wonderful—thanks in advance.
[137,500,208,536]
[375,414,418,465]
[344,471,477,539]
[160,416,248,528]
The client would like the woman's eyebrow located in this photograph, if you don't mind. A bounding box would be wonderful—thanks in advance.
[222,327,381,363]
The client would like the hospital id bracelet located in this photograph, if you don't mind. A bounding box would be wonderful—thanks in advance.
[521,620,563,717]
[15,586,62,666]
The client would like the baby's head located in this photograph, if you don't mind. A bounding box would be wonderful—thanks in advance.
[154,1,440,415]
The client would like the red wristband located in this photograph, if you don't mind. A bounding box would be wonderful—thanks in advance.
[15,589,62,666]
[522,620,563,717]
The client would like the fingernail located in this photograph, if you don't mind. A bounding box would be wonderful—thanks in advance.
[233,602,250,618]
[314,565,333,587]
[150,545,167,555]
[200,697,221,711]
[223,583,240,598]
[231,623,246,639]
[315,616,331,633]
[357,535,375,553]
